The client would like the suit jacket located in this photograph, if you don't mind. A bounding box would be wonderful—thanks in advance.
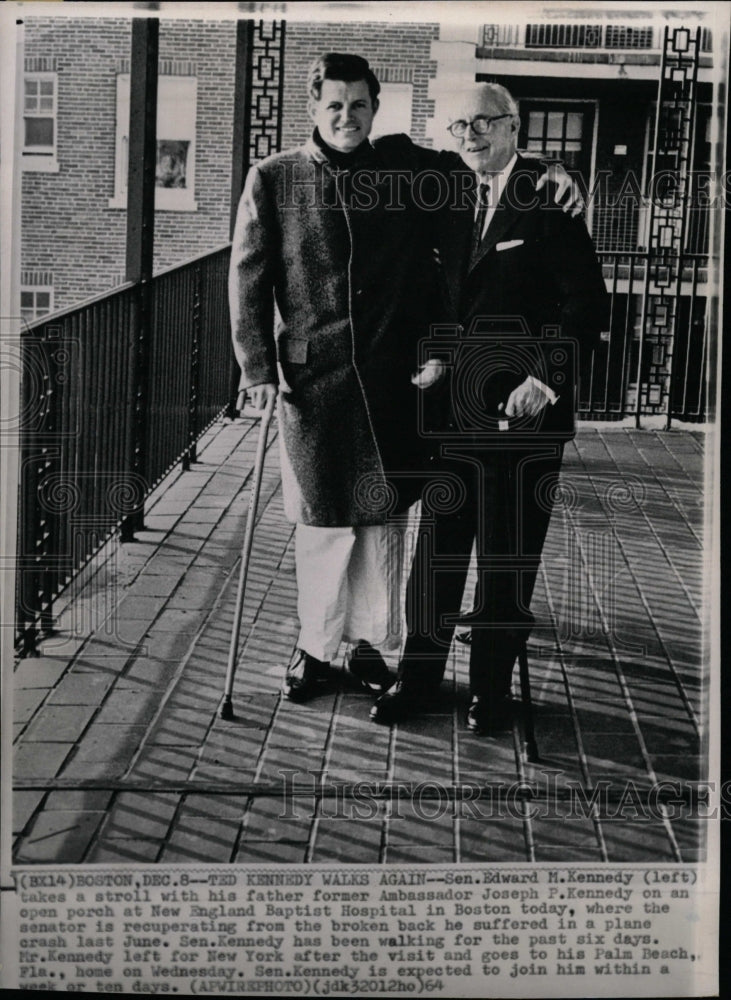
[432,155,609,440]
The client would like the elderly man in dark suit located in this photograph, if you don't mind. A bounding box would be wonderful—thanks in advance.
[371,82,609,731]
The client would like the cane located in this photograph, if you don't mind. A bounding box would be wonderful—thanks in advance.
[219,393,276,720]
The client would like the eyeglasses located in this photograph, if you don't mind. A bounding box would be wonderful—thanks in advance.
[447,114,514,138]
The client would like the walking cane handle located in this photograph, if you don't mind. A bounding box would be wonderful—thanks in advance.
[241,390,277,422]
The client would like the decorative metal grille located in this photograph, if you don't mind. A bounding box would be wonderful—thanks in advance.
[635,26,701,421]
[248,20,285,164]
[482,23,523,47]
[525,24,603,48]
[485,23,660,50]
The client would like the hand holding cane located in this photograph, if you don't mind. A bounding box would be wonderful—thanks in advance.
[220,392,276,720]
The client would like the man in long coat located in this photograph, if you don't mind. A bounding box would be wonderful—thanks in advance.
[229,53,441,701]
[230,56,580,704]
[370,83,609,731]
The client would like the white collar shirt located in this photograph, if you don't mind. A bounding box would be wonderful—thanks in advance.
[472,152,559,408]
[474,152,518,240]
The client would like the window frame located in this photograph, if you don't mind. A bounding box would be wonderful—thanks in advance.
[518,97,599,236]
[109,74,198,212]
[20,285,54,324]
[22,72,59,173]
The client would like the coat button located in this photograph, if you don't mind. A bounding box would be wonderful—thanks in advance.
[355,289,363,296]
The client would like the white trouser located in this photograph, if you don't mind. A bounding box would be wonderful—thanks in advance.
[295,520,408,665]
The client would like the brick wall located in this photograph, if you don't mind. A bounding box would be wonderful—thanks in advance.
[22,18,131,310]
[22,17,236,311]
[21,16,438,312]
[281,21,438,148]
[153,20,236,268]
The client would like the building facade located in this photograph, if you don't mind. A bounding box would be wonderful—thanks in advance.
[20,16,438,315]
[20,10,719,420]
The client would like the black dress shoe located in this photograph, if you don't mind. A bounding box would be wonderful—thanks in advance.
[370,678,434,725]
[347,641,394,696]
[282,649,331,703]
[466,695,514,734]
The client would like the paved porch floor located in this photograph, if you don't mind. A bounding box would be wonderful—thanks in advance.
[12,416,708,865]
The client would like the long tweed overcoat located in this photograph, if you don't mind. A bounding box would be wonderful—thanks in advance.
[229,133,438,527]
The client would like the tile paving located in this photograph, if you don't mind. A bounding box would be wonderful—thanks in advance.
[11,415,709,864]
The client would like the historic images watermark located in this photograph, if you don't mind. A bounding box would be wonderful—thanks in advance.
[276,768,719,823]
[273,165,730,214]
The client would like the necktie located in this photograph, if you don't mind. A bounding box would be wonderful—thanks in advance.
[471,181,491,263]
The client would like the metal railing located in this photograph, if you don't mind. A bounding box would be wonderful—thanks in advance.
[481,23,712,52]
[592,203,710,257]
[16,244,234,653]
[15,244,709,649]
[578,250,709,421]
[482,22,655,50]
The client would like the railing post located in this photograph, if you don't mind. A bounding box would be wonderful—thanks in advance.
[121,17,158,541]
[18,334,60,655]
[226,19,255,420]
[39,336,60,639]
[184,263,202,470]
[17,334,37,654]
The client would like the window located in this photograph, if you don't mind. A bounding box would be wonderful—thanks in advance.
[110,75,198,211]
[20,286,53,324]
[23,73,59,172]
[370,83,413,139]
[519,99,597,235]
[524,109,585,168]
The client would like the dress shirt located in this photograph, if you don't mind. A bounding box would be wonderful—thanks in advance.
[473,153,558,407]
[474,152,517,240]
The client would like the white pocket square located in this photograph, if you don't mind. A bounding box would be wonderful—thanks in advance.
[496,239,524,251]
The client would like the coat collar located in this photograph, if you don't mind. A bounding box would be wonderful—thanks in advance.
[304,128,376,171]
[442,154,542,269]
[471,154,541,264]
[439,154,542,315]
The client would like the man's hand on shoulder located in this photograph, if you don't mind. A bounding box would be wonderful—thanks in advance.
[535,161,584,217]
